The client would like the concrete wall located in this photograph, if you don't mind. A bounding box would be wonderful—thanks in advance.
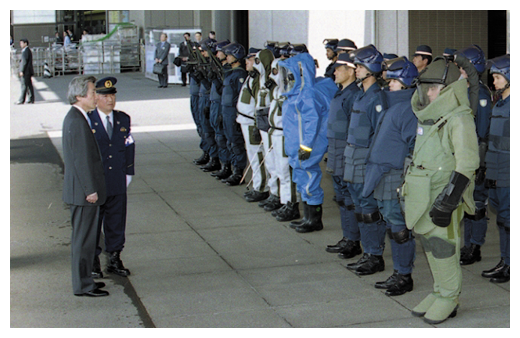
[374,10,409,58]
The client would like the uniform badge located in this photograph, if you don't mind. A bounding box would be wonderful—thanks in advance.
[92,129,96,133]
[375,105,382,113]
[125,134,135,146]
[480,99,488,107]
[94,122,98,126]
[105,80,113,88]
[417,126,424,135]
[120,127,127,132]
[239,78,244,83]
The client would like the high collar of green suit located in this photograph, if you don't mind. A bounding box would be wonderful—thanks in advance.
[411,79,470,124]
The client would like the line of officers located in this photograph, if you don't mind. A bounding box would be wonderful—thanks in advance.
[183,37,510,325]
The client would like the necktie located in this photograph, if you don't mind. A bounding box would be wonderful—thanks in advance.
[106,116,113,139]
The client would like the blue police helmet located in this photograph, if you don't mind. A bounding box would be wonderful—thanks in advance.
[278,42,292,57]
[200,38,216,53]
[487,54,510,82]
[265,41,281,58]
[383,56,419,88]
[323,39,339,51]
[223,42,246,60]
[455,44,486,74]
[215,39,231,52]
[349,44,384,74]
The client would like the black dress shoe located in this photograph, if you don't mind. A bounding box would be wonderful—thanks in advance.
[482,258,505,278]
[95,282,106,289]
[385,273,413,296]
[337,240,362,259]
[200,157,221,172]
[490,264,510,283]
[326,237,348,253]
[375,270,398,289]
[460,243,481,265]
[75,288,109,297]
[27,101,34,104]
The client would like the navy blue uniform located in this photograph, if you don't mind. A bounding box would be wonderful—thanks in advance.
[463,83,492,247]
[210,72,231,164]
[326,81,360,241]
[199,77,218,158]
[364,88,417,275]
[89,109,135,254]
[190,74,206,152]
[343,82,387,256]
[221,66,248,170]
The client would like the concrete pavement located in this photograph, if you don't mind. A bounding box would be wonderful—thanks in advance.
[10,72,510,328]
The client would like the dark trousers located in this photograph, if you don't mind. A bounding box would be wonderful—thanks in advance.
[19,74,34,103]
[95,193,127,256]
[70,205,99,294]
[157,65,168,87]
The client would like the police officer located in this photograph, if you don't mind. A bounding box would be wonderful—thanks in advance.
[363,57,418,295]
[209,39,234,181]
[236,47,270,199]
[343,45,387,276]
[220,42,248,185]
[324,52,361,258]
[323,39,339,80]
[455,45,492,266]
[89,77,135,278]
[198,38,220,173]
[336,39,357,56]
[402,55,479,324]
[412,44,433,74]
[481,54,510,283]
[279,51,337,233]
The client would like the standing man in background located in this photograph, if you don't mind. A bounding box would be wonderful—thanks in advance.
[62,75,108,297]
[155,33,171,88]
[15,38,35,105]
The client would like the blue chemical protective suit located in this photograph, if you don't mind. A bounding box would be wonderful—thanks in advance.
[279,53,337,205]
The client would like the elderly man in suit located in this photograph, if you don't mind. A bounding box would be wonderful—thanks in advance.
[62,75,108,297]
[15,38,35,104]
[154,33,171,88]
[88,77,135,278]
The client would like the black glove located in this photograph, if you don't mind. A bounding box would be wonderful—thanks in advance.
[475,166,486,186]
[429,171,470,227]
[298,147,312,161]
[203,106,210,119]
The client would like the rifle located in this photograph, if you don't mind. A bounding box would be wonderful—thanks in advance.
[207,50,224,82]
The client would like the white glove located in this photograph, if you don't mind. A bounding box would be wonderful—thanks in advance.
[126,175,133,187]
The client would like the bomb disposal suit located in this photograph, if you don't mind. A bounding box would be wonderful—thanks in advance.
[401,56,479,324]
[279,52,337,232]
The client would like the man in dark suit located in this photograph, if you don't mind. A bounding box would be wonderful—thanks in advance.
[179,32,191,86]
[154,33,171,88]
[15,38,35,104]
[62,75,108,297]
[88,77,135,278]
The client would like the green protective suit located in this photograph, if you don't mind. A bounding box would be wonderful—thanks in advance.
[402,78,479,323]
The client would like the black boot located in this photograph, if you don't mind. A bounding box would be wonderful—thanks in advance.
[482,258,505,278]
[289,202,309,228]
[211,163,232,179]
[193,152,210,165]
[294,204,323,233]
[351,253,384,276]
[107,251,131,277]
[200,157,221,172]
[375,270,398,289]
[460,243,481,265]
[263,196,283,212]
[490,264,510,283]
[258,194,277,208]
[275,202,300,222]
[244,190,269,202]
[337,240,362,259]
[222,168,243,186]
[385,273,413,296]
[92,255,103,279]
[346,253,369,270]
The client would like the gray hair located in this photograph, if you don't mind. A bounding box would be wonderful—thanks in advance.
[67,75,96,105]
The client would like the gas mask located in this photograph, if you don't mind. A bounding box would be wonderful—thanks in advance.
[279,65,296,94]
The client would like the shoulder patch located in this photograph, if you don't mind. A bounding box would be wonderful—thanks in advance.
[375,104,383,113]
[480,99,488,107]
[239,78,244,83]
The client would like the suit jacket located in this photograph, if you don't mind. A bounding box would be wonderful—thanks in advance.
[88,109,135,196]
[154,41,171,65]
[19,47,34,76]
[62,106,107,206]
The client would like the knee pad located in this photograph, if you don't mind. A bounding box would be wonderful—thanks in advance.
[498,221,510,234]
[464,207,487,221]
[346,204,356,211]
[392,228,413,244]
[355,213,363,222]
[361,211,382,223]
[420,236,455,259]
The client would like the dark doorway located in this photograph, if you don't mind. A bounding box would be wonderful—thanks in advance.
[234,10,249,51]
